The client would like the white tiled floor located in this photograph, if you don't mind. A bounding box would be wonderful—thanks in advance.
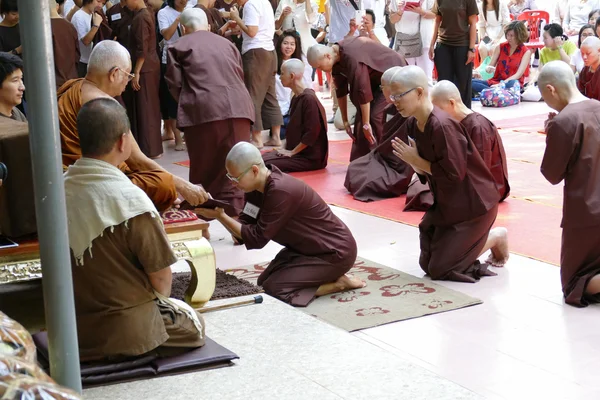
[112,90,600,400]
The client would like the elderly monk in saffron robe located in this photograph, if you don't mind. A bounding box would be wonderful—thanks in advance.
[307,38,407,161]
[262,59,329,173]
[390,66,509,282]
[539,61,600,307]
[166,9,254,216]
[196,142,365,307]
[64,98,205,361]
[59,40,209,211]
[344,66,414,201]
[431,80,510,202]
[577,36,600,100]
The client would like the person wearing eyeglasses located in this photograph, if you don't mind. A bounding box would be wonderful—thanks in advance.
[307,38,406,162]
[196,141,364,307]
[389,66,509,283]
[50,0,81,91]
[59,40,209,212]
[344,66,414,202]
[166,8,254,217]
[431,80,510,202]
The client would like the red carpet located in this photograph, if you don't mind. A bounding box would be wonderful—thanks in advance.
[174,130,562,265]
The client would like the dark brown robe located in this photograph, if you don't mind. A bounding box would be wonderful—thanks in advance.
[51,18,80,91]
[107,3,133,47]
[0,24,20,53]
[412,107,500,282]
[461,112,510,201]
[240,166,358,307]
[92,6,114,45]
[344,106,413,201]
[128,8,162,158]
[195,4,226,34]
[262,89,328,172]
[166,30,254,216]
[541,100,600,307]
[577,66,600,101]
[332,37,407,161]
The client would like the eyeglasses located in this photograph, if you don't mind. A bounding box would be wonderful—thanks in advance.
[113,67,135,82]
[226,164,257,183]
[389,87,417,102]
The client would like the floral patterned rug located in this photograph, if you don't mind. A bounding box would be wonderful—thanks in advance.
[225,257,483,332]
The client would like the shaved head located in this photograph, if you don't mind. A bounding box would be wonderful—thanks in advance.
[180,8,209,31]
[381,66,402,86]
[538,60,577,92]
[390,65,429,92]
[307,44,330,65]
[431,80,463,104]
[581,35,600,49]
[87,41,131,74]
[281,58,305,77]
[226,142,264,171]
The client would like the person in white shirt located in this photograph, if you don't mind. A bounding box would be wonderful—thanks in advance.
[476,0,511,60]
[275,0,319,55]
[158,0,187,150]
[230,0,284,148]
[564,0,600,38]
[362,0,388,44]
[71,0,103,77]
[390,0,435,84]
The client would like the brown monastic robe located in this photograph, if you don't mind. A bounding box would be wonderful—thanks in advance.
[344,106,413,201]
[166,30,254,216]
[107,3,133,47]
[128,7,162,158]
[51,18,80,91]
[461,112,510,201]
[412,107,500,283]
[195,4,226,34]
[577,66,600,100]
[92,6,114,45]
[541,100,600,307]
[240,166,358,307]
[58,79,177,211]
[332,37,407,161]
[262,88,328,172]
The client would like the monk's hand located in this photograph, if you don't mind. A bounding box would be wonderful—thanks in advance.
[195,207,225,220]
[343,120,356,142]
[363,123,376,146]
[131,74,141,91]
[277,149,293,157]
[392,137,420,166]
[179,182,209,206]
[545,112,557,130]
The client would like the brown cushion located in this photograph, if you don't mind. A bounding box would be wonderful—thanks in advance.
[0,118,36,238]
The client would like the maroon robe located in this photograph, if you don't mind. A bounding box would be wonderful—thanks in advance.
[240,166,358,307]
[344,106,413,201]
[263,89,328,172]
[92,6,114,45]
[332,37,407,161]
[166,30,254,216]
[128,8,162,158]
[461,112,510,201]
[541,100,600,307]
[412,107,500,282]
[107,3,133,47]
[577,66,600,100]
[51,18,80,91]
[195,4,226,34]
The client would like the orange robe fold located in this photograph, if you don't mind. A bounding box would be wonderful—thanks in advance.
[58,79,177,211]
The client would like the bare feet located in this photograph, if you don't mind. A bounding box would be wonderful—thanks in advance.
[150,154,163,160]
[174,142,186,151]
[251,139,264,149]
[315,273,366,297]
[162,134,175,141]
[486,227,509,267]
[264,138,282,147]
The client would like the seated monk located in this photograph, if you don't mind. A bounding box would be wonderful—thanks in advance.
[262,59,329,173]
[390,66,509,282]
[307,38,407,161]
[196,142,365,307]
[0,52,26,122]
[431,80,510,202]
[539,61,600,307]
[344,66,414,202]
[577,36,600,100]
[64,98,205,361]
[58,40,208,211]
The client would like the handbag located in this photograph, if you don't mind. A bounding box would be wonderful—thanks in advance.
[393,16,422,58]
[480,81,521,108]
